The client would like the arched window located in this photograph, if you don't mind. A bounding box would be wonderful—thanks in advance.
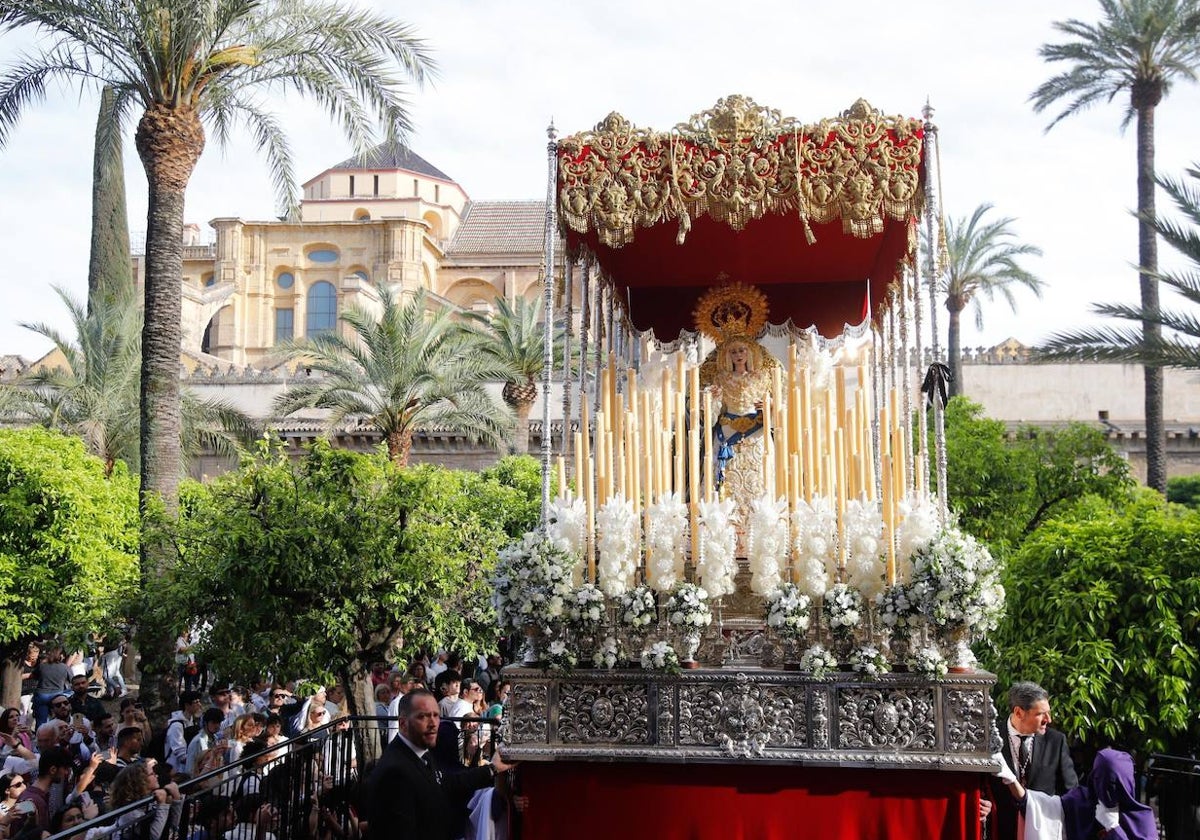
[306,281,337,336]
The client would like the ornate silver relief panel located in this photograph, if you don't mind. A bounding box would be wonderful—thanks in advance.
[557,682,651,745]
[836,685,937,751]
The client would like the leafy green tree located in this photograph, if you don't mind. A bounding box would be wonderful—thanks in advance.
[1042,165,1200,372]
[88,87,133,314]
[0,0,433,709]
[939,204,1044,397]
[275,284,512,466]
[152,443,539,715]
[943,398,1133,551]
[1167,473,1200,507]
[1031,0,1200,493]
[463,296,561,455]
[0,428,139,706]
[982,492,1200,754]
[0,286,255,477]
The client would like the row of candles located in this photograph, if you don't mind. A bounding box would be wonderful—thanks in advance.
[557,346,924,588]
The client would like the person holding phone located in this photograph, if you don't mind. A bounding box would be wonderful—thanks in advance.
[0,773,27,818]
[9,747,73,834]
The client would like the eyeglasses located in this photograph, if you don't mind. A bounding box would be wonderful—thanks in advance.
[271,694,288,699]
[51,701,70,708]
[8,780,25,789]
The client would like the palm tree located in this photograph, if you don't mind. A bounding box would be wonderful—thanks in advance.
[940,204,1044,397]
[1030,0,1200,492]
[462,296,560,455]
[1042,165,1200,368]
[0,0,433,520]
[0,286,256,477]
[274,283,513,466]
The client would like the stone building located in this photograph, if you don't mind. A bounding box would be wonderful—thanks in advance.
[142,145,548,368]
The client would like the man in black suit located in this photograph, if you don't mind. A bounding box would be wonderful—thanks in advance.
[365,688,514,840]
[990,681,1078,839]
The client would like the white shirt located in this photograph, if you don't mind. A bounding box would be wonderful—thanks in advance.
[1008,716,1034,778]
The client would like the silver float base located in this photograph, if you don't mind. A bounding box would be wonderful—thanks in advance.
[501,666,998,772]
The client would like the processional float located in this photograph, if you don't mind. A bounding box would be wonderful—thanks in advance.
[496,96,1003,839]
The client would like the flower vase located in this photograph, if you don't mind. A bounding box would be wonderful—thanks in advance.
[681,630,703,669]
[521,624,544,666]
[889,631,911,672]
[945,625,976,673]
[621,629,647,667]
[830,631,856,668]
[574,631,598,668]
[781,635,803,671]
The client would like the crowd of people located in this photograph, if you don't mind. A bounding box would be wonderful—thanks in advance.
[0,641,515,840]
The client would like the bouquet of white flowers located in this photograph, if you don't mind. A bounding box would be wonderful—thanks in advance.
[764,583,811,640]
[906,644,948,678]
[592,635,619,669]
[597,495,640,597]
[666,582,712,630]
[545,638,577,674]
[491,532,575,634]
[617,585,658,629]
[848,644,890,677]
[821,582,863,639]
[799,643,838,679]
[640,640,681,674]
[874,583,921,640]
[910,526,1005,636]
[566,583,606,634]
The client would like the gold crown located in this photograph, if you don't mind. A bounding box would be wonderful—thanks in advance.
[692,282,769,343]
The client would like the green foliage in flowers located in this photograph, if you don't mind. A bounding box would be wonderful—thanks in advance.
[942,397,1132,552]
[0,428,139,654]
[981,491,1200,754]
[151,442,539,696]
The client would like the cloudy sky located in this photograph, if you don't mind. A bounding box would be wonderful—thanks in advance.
[2,0,1200,359]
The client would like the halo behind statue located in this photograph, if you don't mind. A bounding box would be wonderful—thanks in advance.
[692,283,770,344]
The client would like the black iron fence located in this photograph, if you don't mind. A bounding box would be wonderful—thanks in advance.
[44,715,496,840]
[1149,753,1200,840]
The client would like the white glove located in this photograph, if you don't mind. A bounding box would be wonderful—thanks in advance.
[992,751,1016,784]
[1095,802,1120,830]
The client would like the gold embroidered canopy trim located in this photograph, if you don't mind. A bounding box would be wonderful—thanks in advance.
[557,96,926,249]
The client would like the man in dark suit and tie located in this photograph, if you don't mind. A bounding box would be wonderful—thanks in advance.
[990,681,1078,839]
[366,688,514,840]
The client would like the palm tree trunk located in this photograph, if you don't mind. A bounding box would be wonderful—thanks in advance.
[513,401,533,455]
[947,305,964,398]
[387,429,413,466]
[1137,103,1165,492]
[133,104,205,711]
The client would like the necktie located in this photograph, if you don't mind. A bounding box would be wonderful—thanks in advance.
[1018,735,1033,784]
[422,752,440,783]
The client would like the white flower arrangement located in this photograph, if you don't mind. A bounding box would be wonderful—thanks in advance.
[565,583,606,635]
[645,492,689,591]
[592,635,619,670]
[894,493,938,583]
[546,497,588,580]
[640,640,681,673]
[596,495,640,597]
[617,584,658,629]
[910,525,1005,636]
[843,498,885,600]
[491,532,575,633]
[848,644,890,677]
[798,643,838,678]
[746,494,790,595]
[874,583,921,639]
[665,582,712,630]
[544,638,577,674]
[821,582,863,638]
[791,495,837,599]
[764,583,811,639]
[906,644,948,678]
[696,498,738,597]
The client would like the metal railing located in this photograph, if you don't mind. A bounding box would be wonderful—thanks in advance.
[1148,753,1200,840]
[45,715,498,840]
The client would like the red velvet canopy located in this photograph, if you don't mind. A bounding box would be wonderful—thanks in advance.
[519,762,984,840]
[556,96,926,339]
